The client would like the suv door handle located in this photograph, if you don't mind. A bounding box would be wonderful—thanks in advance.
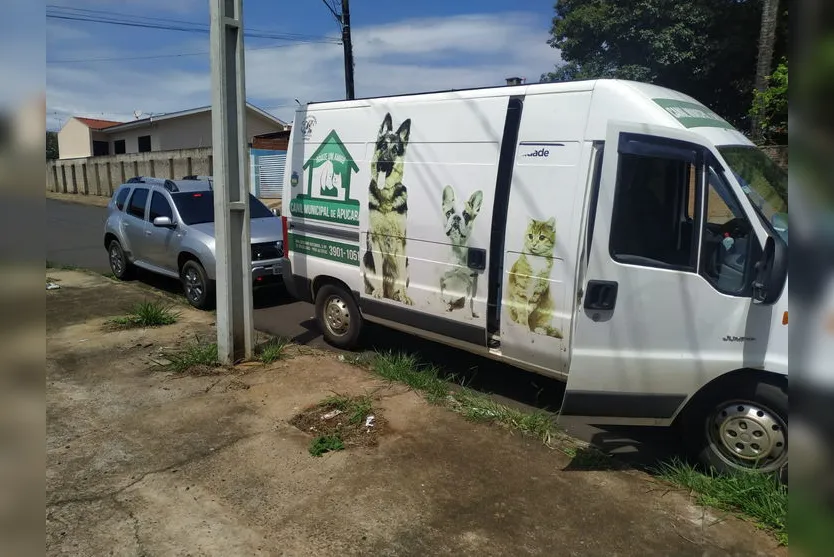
[144,230,152,236]
[584,280,618,310]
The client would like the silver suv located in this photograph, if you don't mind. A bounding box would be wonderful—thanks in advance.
[103,176,283,309]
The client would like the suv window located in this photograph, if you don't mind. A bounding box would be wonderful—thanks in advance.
[127,187,149,220]
[115,187,130,211]
[609,152,698,271]
[149,191,173,221]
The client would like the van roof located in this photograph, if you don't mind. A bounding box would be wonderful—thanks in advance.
[303,79,753,147]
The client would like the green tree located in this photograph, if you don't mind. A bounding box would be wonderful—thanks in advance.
[46,131,59,160]
[750,58,788,145]
[541,0,768,128]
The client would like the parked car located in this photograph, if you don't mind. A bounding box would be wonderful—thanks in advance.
[104,176,283,309]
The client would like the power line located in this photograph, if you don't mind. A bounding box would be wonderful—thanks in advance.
[47,41,333,64]
[46,5,341,44]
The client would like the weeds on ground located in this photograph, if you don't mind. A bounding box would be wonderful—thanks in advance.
[371,351,450,403]
[309,434,345,457]
[257,337,290,364]
[363,351,560,445]
[321,393,374,425]
[656,458,788,545]
[160,337,220,374]
[46,261,80,271]
[109,300,180,329]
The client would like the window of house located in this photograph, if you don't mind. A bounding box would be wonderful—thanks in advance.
[114,140,126,154]
[138,135,152,153]
[149,191,173,221]
[127,187,149,220]
[92,140,109,156]
[115,187,130,211]
[609,149,699,271]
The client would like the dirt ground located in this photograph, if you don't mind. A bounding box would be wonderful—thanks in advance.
[46,270,786,557]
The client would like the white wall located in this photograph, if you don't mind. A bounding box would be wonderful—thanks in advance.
[106,108,283,155]
[57,118,92,159]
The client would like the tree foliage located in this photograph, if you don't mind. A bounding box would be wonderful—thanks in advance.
[542,0,782,129]
[750,58,788,145]
[46,131,59,160]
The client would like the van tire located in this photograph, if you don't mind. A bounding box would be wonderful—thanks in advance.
[315,284,362,350]
[681,376,788,477]
[180,260,215,310]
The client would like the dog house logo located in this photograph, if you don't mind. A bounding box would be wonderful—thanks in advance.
[289,130,360,225]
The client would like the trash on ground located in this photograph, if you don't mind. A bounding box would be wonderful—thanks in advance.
[321,409,343,420]
[364,415,375,428]
[47,282,61,290]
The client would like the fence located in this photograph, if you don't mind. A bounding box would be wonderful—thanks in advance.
[46,147,213,196]
[250,148,287,198]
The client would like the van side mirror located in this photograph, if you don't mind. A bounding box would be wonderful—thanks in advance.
[153,216,175,228]
[752,235,787,304]
[272,208,281,217]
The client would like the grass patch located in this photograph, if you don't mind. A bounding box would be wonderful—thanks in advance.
[290,393,382,455]
[257,337,290,364]
[321,393,374,425]
[46,260,81,270]
[371,351,451,403]
[109,300,180,329]
[308,434,345,457]
[657,458,788,545]
[160,338,220,374]
[360,351,561,445]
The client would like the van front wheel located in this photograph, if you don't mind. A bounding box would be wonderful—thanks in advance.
[315,284,362,350]
[684,378,788,476]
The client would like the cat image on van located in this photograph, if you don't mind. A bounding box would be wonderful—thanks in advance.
[506,217,563,339]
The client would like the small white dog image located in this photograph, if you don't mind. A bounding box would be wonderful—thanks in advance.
[439,185,483,318]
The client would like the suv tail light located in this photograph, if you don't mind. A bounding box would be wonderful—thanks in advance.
[281,215,289,256]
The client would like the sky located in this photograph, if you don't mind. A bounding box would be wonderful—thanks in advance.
[45,0,561,130]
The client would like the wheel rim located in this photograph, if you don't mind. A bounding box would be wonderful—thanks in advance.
[707,400,787,472]
[323,295,351,337]
[184,268,204,303]
[109,245,124,275]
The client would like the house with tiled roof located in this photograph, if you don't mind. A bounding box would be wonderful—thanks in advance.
[56,103,286,160]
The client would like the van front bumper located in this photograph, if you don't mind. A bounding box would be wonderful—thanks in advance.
[280,257,313,303]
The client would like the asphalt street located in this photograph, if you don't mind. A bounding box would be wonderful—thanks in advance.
[47,198,676,468]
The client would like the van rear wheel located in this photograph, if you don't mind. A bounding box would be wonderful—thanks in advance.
[315,284,362,350]
[683,377,787,477]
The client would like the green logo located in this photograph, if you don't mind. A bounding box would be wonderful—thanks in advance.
[653,98,735,130]
[289,130,360,225]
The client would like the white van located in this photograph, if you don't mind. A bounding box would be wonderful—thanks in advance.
[280,79,789,474]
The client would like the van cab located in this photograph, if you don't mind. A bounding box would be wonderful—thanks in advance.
[280,79,789,475]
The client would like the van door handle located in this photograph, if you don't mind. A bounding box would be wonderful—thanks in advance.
[584,280,618,310]
[467,248,486,271]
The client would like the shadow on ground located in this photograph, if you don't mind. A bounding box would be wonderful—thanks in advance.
[126,268,290,310]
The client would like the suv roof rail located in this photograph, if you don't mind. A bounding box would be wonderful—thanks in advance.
[125,176,180,192]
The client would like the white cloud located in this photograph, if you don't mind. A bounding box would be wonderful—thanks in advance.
[46,12,561,129]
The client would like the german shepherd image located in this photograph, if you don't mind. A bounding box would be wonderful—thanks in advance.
[363,113,413,304]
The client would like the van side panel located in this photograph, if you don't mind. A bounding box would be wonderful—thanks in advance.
[498,91,592,375]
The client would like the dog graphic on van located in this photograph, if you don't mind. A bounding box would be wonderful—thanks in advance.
[363,113,413,304]
[507,217,563,338]
[439,185,483,318]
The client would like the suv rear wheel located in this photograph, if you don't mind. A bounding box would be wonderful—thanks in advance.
[108,240,134,280]
[180,260,215,310]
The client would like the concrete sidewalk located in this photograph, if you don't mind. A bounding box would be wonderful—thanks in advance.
[46,270,785,556]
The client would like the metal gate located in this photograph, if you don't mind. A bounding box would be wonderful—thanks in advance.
[250,148,286,198]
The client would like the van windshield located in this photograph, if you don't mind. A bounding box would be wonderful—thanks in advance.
[717,146,788,243]
[171,192,274,225]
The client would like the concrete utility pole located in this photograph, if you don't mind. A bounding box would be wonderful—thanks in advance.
[209,0,254,364]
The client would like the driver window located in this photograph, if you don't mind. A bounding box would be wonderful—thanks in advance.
[700,167,752,295]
